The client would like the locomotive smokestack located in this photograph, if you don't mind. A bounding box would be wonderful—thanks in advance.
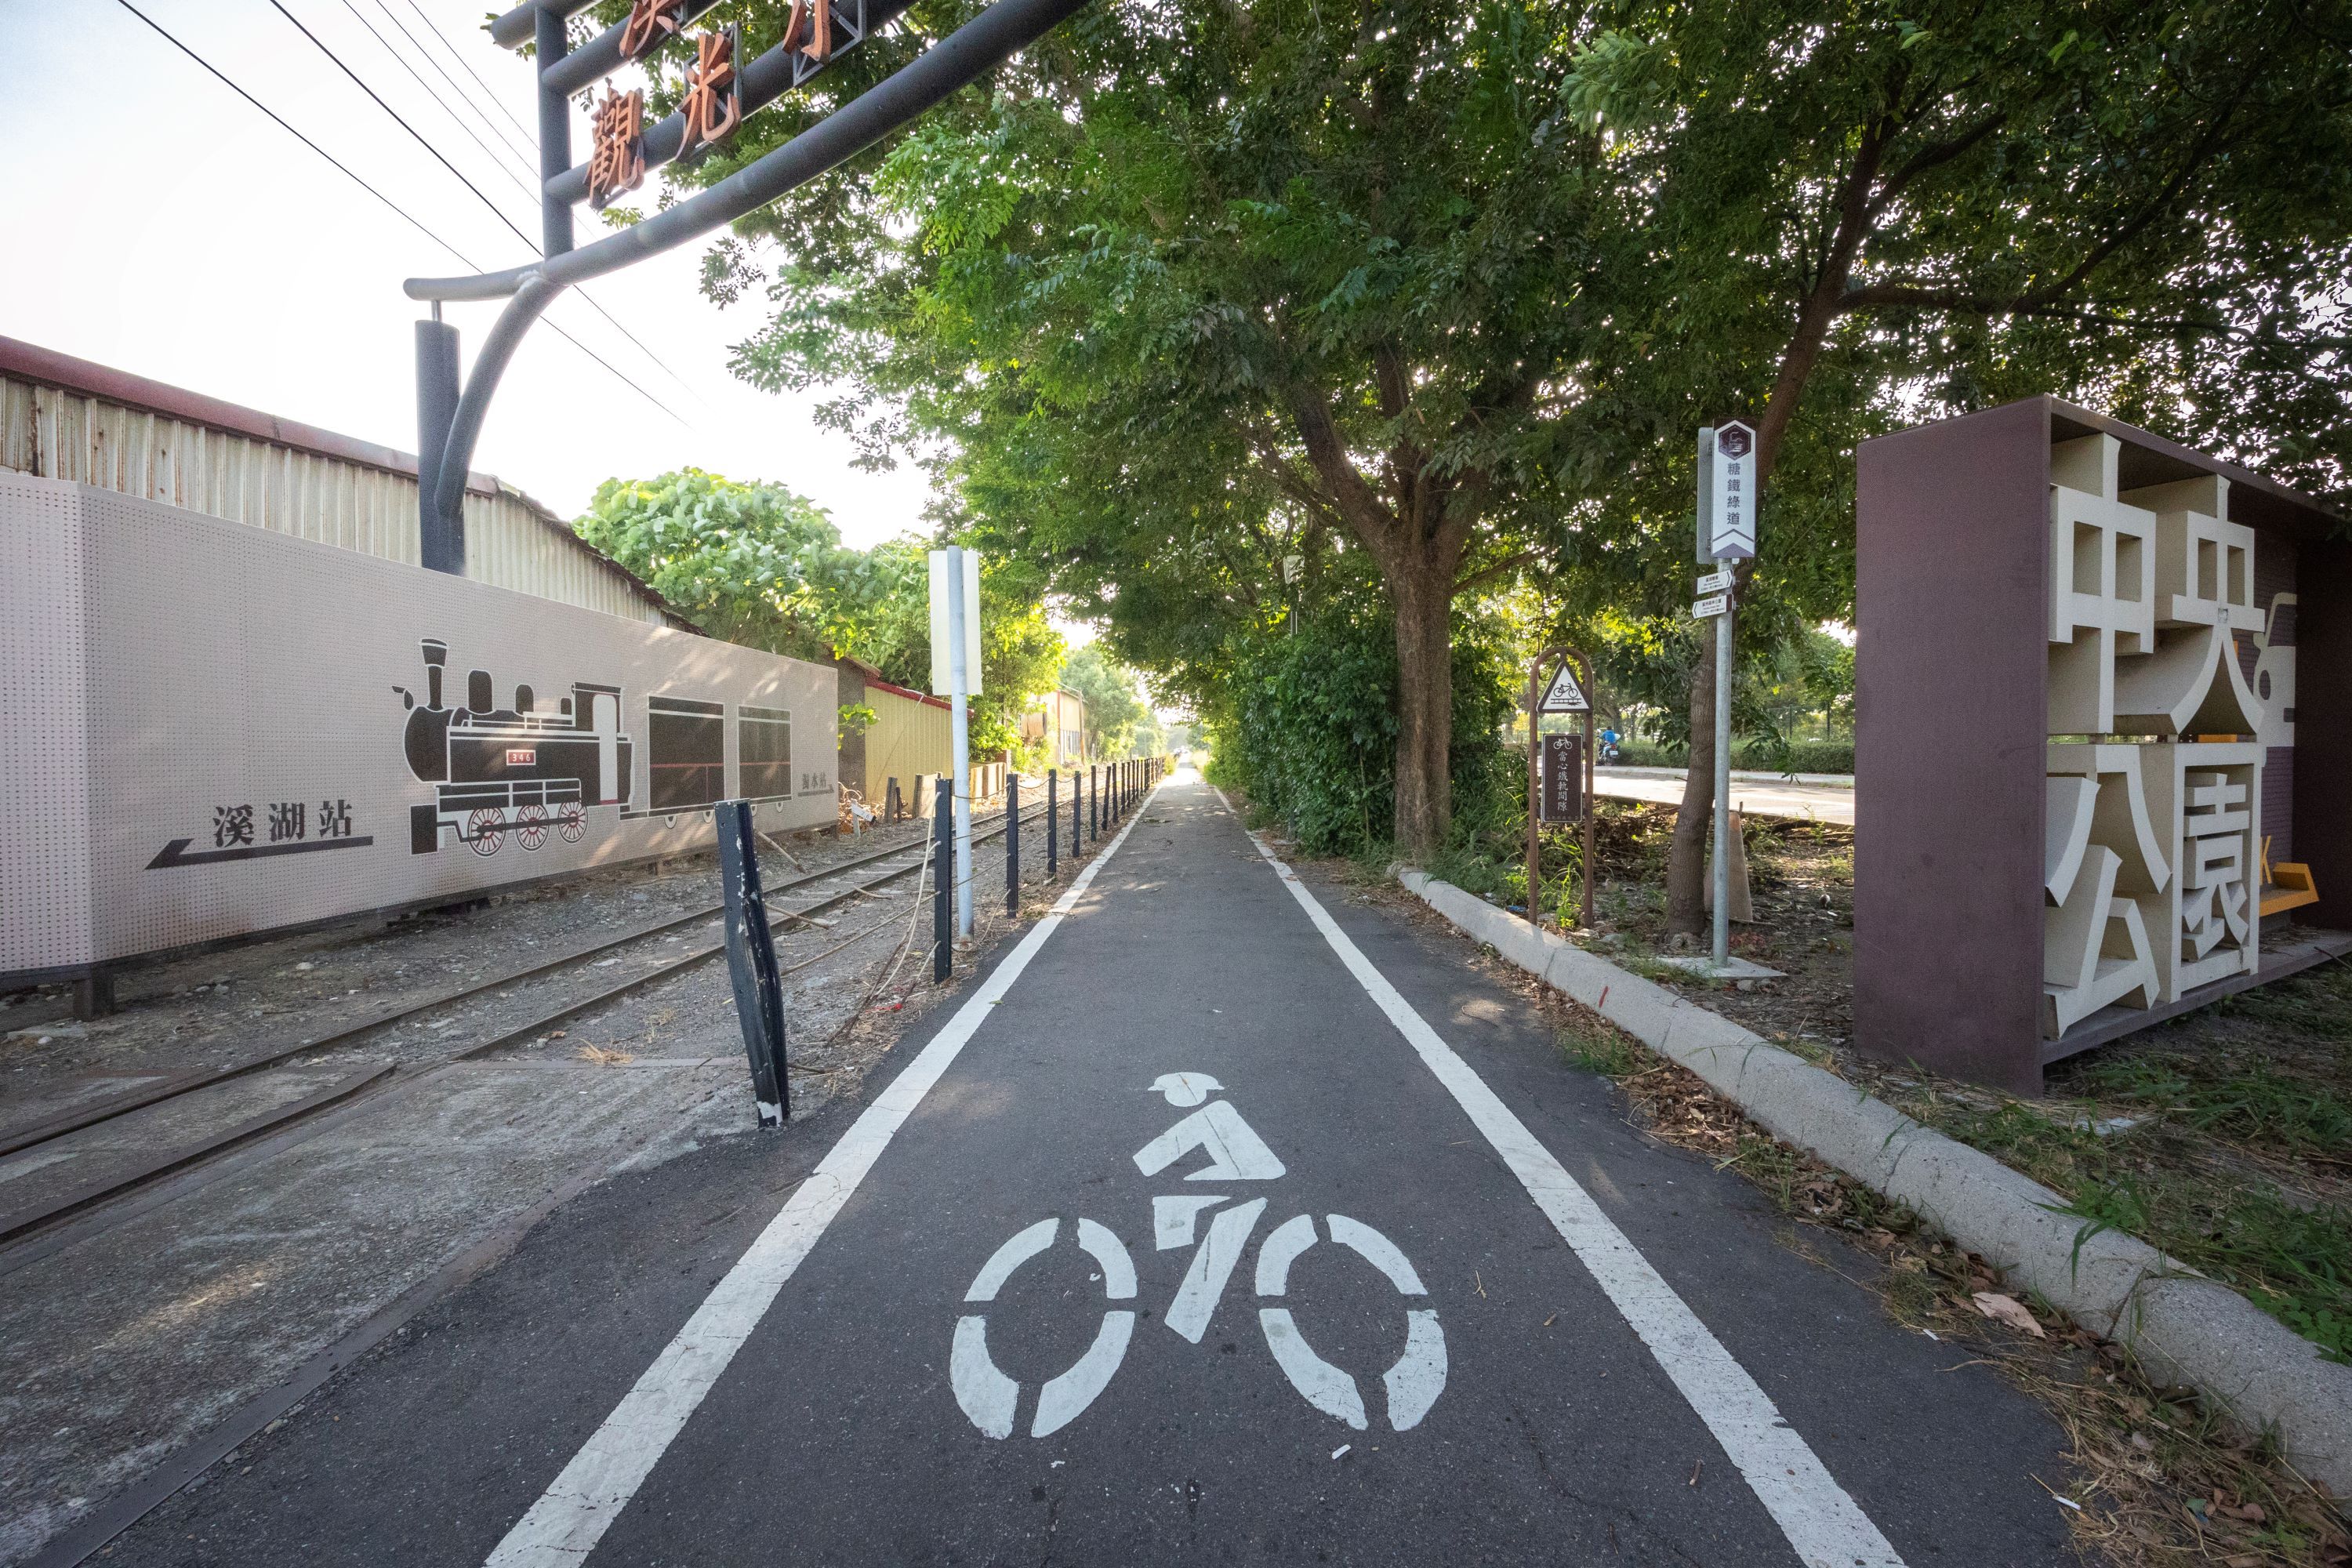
[421,639,447,710]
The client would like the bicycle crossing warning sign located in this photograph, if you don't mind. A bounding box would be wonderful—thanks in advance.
[1539,662,1588,713]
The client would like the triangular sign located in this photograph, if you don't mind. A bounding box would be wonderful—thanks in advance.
[1541,662,1588,713]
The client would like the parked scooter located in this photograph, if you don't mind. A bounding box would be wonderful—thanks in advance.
[1596,728,1623,766]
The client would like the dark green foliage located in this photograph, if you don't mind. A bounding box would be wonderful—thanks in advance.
[1207,608,1512,858]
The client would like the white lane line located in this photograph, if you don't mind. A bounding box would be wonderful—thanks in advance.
[1219,794,1905,1568]
[482,788,1162,1568]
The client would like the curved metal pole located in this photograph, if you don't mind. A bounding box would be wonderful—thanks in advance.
[432,274,563,522]
[406,0,1089,303]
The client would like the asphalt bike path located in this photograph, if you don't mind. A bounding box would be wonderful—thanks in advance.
[96,774,2071,1567]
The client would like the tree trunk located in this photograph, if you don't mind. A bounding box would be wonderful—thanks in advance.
[1664,630,1717,934]
[1390,562,1454,859]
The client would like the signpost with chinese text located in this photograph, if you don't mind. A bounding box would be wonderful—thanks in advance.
[1524,648,1599,932]
[1695,423,1760,972]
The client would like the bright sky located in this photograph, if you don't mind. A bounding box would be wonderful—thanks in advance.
[0,0,933,549]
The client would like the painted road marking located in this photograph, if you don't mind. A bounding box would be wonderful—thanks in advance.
[1221,793,1906,1568]
[480,791,1162,1568]
[955,1072,1451,1439]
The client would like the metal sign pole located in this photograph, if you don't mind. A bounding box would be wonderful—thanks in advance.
[1712,598,1733,970]
[945,546,975,938]
[1524,655,1543,924]
[1575,650,1598,932]
[1697,419,1758,975]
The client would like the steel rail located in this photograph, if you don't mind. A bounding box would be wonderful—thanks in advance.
[0,800,1062,1254]
[0,808,1009,1163]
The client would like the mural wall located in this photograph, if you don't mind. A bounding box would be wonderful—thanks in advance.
[0,474,834,978]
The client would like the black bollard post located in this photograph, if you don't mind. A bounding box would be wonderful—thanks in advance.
[713,800,789,1127]
[1047,768,1058,879]
[1006,772,1020,916]
[933,776,953,982]
[1089,765,1099,842]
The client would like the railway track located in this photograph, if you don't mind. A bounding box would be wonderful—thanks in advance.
[0,796,1080,1253]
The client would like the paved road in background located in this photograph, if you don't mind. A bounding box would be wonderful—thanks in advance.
[1594,769,1857,826]
[105,774,2064,1566]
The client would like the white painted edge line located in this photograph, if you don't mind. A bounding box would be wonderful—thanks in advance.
[481,786,1163,1568]
[1214,794,1904,1568]
[1392,866,2352,1498]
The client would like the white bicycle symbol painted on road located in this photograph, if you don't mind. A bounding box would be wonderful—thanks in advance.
[951,1072,1446,1440]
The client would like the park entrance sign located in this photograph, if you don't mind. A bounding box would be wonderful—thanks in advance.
[1854,398,2343,1094]
[405,0,1090,573]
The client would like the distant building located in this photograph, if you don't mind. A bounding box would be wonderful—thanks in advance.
[1023,688,1089,768]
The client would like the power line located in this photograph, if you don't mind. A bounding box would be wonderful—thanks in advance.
[267,0,543,255]
[403,0,539,148]
[372,0,540,170]
[110,0,473,271]
[312,0,709,408]
[108,0,683,426]
[339,0,544,206]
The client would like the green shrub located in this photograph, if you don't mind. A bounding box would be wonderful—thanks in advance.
[1204,604,1512,857]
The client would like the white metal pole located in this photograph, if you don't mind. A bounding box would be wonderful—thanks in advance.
[947,545,975,938]
[1711,597,1733,969]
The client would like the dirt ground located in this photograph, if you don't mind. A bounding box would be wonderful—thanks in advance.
[0,798,1091,1567]
[1371,797,2352,1566]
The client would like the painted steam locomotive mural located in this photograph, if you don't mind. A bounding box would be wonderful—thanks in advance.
[397,638,633,856]
[1,471,837,981]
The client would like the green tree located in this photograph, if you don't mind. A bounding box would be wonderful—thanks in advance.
[574,469,855,661]
[575,472,1065,760]
[703,0,1659,857]
[1565,0,2352,931]
[1058,646,1148,758]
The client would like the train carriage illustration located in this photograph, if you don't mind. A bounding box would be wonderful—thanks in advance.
[395,638,633,855]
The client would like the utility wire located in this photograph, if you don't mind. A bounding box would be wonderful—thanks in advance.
[339,0,544,205]
[404,0,539,147]
[371,0,540,170]
[327,0,708,406]
[111,0,681,425]
[268,0,542,255]
[111,0,472,270]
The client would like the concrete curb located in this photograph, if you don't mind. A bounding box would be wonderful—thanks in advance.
[1396,867,2352,1497]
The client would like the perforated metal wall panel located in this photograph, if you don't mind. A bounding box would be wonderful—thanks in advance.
[0,474,833,978]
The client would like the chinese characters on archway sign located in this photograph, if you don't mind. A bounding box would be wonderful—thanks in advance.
[593,2,839,207]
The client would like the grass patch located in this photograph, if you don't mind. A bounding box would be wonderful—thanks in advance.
[1545,1002,2349,1566]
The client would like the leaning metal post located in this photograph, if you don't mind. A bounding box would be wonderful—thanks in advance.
[932,776,953,981]
[713,800,789,1127]
[1005,772,1019,916]
[1047,768,1058,878]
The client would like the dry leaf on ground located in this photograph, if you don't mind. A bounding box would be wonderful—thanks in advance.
[1972,1290,2047,1338]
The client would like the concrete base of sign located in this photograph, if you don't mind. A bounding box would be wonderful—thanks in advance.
[1658,953,1784,982]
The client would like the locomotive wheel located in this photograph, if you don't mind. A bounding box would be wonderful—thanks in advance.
[466,807,505,855]
[515,803,549,851]
[557,803,586,843]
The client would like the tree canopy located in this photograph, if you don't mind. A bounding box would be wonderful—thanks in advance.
[615,0,2352,873]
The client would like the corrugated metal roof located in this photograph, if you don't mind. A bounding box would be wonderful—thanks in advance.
[0,335,692,629]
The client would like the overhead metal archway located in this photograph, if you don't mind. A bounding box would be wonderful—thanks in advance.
[406,0,1088,569]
